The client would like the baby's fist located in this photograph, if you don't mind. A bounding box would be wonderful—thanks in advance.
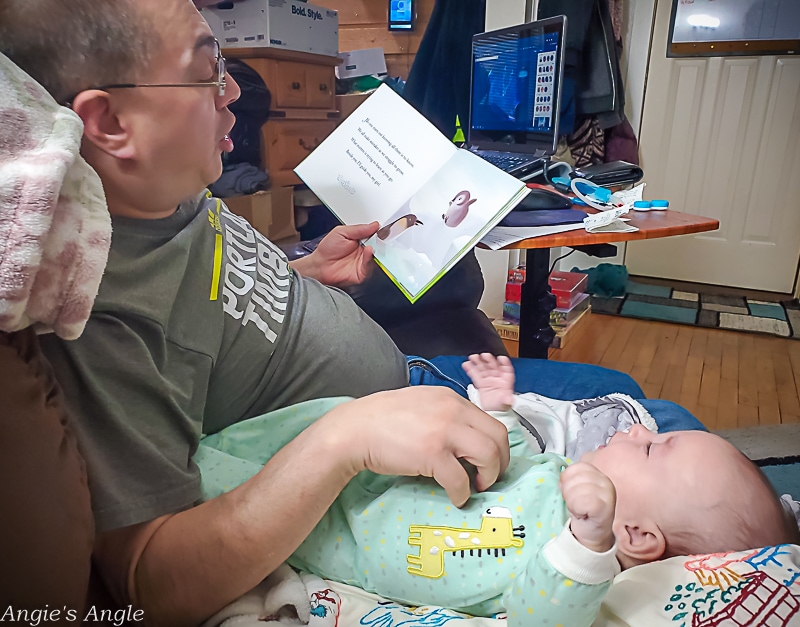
[559,462,616,553]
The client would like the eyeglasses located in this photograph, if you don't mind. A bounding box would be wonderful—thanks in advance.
[65,39,227,104]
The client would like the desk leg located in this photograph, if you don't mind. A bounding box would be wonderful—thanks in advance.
[518,248,556,359]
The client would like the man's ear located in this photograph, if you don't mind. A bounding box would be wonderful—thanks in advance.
[615,520,665,568]
[71,90,136,160]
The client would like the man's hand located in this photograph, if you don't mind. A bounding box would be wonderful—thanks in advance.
[560,462,616,553]
[290,222,379,287]
[320,386,511,507]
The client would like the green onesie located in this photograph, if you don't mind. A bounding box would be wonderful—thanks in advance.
[197,397,619,627]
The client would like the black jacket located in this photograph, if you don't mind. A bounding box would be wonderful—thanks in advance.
[404,0,486,139]
[539,0,624,128]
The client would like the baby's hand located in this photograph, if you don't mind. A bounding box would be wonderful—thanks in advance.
[462,353,515,412]
[559,462,616,553]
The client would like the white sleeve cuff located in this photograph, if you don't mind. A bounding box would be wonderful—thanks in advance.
[467,384,518,433]
[467,384,483,408]
[541,521,621,585]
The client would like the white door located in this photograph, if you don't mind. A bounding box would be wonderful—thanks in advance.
[626,0,800,293]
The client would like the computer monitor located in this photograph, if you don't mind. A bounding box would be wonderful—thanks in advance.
[467,15,566,159]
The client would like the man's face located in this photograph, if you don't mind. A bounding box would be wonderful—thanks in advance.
[114,0,240,207]
[580,426,732,528]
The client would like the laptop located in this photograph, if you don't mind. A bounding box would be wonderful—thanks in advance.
[467,15,567,179]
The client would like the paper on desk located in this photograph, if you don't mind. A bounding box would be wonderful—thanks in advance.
[583,208,638,233]
[480,223,585,250]
[614,183,646,210]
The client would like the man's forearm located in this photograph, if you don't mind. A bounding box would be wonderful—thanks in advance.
[121,418,357,627]
[95,386,510,626]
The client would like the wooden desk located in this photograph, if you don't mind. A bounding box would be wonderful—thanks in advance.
[504,208,719,359]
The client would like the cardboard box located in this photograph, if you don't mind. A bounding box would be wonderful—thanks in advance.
[223,186,297,241]
[202,0,338,56]
[335,48,387,79]
[335,93,370,125]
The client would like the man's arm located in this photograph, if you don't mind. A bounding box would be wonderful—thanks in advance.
[96,387,511,627]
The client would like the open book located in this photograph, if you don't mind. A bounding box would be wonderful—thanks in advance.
[294,84,530,302]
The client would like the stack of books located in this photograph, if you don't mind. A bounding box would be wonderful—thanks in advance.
[502,267,526,323]
[548,271,591,349]
[491,270,593,354]
[492,318,521,357]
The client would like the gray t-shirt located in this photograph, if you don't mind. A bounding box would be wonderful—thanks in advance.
[40,193,408,530]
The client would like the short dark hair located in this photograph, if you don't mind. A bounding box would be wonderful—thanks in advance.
[0,0,158,104]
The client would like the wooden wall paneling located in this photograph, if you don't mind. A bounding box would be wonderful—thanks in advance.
[339,28,411,55]
[314,0,435,80]
[385,57,411,79]
[320,0,434,25]
[322,0,392,24]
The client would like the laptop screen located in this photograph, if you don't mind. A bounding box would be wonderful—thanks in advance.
[468,15,566,156]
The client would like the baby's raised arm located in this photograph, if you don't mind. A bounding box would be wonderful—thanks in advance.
[559,462,617,553]
[462,353,515,411]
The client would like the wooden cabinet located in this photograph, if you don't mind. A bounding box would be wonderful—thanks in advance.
[224,48,340,187]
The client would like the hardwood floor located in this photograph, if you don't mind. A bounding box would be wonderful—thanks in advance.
[547,313,800,430]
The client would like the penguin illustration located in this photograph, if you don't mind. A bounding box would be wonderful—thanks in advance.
[442,190,477,227]
[377,214,424,241]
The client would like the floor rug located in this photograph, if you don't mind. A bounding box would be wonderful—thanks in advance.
[591,280,800,339]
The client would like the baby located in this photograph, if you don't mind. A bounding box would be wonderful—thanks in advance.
[200,355,797,627]
[460,354,797,567]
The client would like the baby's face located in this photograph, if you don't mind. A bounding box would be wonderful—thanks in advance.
[580,427,736,523]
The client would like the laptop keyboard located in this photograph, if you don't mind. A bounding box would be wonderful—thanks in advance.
[474,151,542,174]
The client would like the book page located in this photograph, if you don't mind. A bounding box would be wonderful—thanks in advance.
[294,84,456,227]
[366,149,528,300]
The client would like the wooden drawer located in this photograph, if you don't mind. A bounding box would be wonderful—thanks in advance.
[304,64,335,109]
[262,119,337,187]
[271,61,309,109]
[244,58,335,111]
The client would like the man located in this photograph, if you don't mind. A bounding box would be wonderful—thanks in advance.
[0,2,510,624]
[0,1,700,624]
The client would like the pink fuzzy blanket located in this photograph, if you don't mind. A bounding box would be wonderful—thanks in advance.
[0,53,110,339]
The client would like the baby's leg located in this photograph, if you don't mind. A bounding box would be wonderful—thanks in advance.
[462,353,515,411]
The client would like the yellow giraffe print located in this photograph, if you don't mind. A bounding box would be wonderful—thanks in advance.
[407,506,525,579]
